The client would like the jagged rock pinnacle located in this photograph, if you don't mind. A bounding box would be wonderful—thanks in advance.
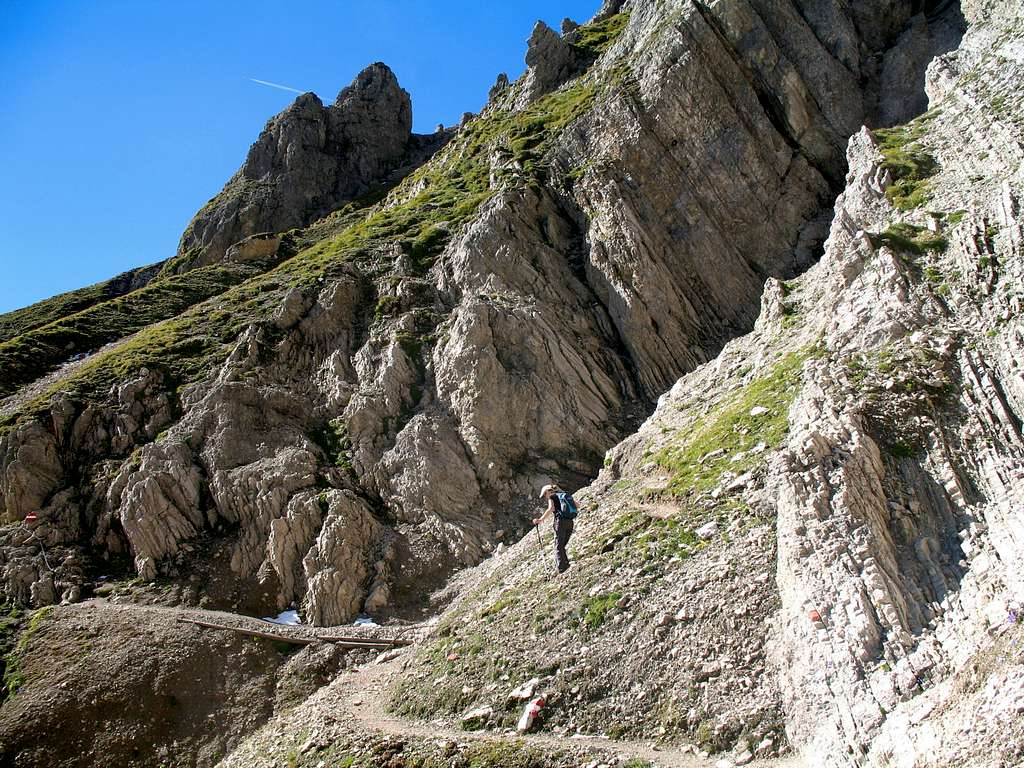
[175,62,415,270]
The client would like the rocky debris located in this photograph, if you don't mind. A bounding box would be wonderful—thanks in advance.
[223,685,642,768]
[388,422,787,753]
[696,522,719,540]
[508,677,541,701]
[461,704,494,729]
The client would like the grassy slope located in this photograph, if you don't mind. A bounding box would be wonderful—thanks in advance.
[0,12,631,436]
[0,260,277,398]
[386,337,813,748]
[0,263,162,344]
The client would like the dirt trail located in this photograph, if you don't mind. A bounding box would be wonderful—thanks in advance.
[315,646,806,768]
[78,600,807,767]
[83,599,423,644]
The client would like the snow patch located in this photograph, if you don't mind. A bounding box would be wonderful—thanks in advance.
[263,609,301,625]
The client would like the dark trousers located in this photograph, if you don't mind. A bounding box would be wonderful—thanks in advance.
[554,517,574,573]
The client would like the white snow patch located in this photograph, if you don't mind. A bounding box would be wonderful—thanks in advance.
[263,609,301,625]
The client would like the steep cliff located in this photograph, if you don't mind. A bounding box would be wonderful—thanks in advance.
[173,62,449,272]
[357,3,1023,766]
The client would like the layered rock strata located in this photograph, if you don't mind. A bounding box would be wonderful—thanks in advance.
[377,4,1024,763]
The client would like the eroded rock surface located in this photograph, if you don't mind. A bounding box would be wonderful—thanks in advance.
[3,0,1024,766]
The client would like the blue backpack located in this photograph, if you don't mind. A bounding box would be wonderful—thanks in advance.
[554,491,579,519]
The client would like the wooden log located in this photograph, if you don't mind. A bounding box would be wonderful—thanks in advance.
[177,618,413,649]
[179,618,314,645]
[319,633,413,647]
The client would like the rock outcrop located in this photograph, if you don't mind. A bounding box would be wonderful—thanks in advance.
[522,21,584,102]
[4,0,1024,765]
[174,63,442,270]
[373,4,1024,764]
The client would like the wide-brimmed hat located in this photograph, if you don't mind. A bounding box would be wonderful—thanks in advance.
[539,483,558,498]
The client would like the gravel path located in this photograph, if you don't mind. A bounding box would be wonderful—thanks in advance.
[338,654,709,767]
[281,641,807,768]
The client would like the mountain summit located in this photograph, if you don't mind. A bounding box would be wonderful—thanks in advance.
[175,62,437,271]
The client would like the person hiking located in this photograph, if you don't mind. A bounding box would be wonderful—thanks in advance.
[533,483,579,573]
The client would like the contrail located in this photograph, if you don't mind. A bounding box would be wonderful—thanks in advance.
[249,78,306,95]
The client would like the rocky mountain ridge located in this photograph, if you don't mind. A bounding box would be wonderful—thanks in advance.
[172,62,454,273]
[0,0,965,626]
[1,0,1021,765]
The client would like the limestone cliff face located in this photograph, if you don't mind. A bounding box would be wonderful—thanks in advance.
[0,0,971,637]
[367,4,1024,764]
[4,0,1023,764]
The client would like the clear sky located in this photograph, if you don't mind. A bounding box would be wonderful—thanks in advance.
[0,0,599,314]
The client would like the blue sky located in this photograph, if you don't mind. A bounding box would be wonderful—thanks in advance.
[0,1,599,314]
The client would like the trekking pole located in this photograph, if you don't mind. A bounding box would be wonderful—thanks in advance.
[534,522,549,571]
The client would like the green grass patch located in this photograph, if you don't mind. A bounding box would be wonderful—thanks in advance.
[888,441,917,458]
[0,601,23,704]
[653,348,814,498]
[0,273,286,436]
[480,592,517,620]
[0,261,269,398]
[374,293,400,322]
[2,605,53,701]
[0,262,163,344]
[596,508,706,568]
[579,591,621,629]
[873,122,939,211]
[868,223,948,256]
[309,418,352,470]
[571,12,630,57]
[387,631,556,723]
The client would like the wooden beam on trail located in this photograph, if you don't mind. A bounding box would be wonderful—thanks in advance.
[178,618,413,649]
[319,633,413,647]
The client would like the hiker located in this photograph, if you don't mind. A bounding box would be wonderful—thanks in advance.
[533,483,578,573]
